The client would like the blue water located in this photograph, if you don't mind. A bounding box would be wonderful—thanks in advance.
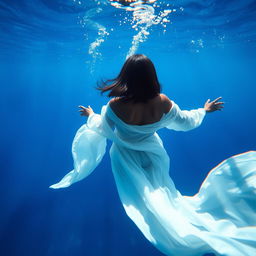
[0,0,255,255]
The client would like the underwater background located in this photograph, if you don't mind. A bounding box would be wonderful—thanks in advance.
[0,0,255,255]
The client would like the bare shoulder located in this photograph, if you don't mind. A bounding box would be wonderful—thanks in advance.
[109,97,120,106]
[109,97,124,113]
[159,93,173,113]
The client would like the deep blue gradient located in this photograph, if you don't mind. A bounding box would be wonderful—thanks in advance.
[0,1,255,255]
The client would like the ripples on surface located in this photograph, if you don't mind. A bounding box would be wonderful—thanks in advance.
[0,0,255,59]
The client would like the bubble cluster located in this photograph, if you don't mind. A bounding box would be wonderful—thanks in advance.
[88,27,109,57]
[79,6,110,73]
[110,1,178,57]
[77,1,183,71]
[190,39,204,53]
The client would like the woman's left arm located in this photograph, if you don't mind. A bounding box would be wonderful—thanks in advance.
[49,105,107,189]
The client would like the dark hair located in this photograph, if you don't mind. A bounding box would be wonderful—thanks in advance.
[97,54,161,103]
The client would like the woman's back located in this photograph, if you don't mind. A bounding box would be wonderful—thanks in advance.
[109,93,173,126]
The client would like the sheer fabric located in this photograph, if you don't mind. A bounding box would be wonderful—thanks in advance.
[50,101,256,256]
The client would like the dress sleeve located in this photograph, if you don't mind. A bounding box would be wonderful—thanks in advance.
[165,101,206,131]
[49,112,107,189]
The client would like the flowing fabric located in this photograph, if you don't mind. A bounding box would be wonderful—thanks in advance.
[50,101,256,256]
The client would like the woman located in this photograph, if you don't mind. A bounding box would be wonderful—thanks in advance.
[50,54,256,256]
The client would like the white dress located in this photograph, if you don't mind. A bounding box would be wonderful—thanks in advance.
[50,101,256,256]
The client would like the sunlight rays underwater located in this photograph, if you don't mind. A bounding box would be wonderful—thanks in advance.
[1,1,256,256]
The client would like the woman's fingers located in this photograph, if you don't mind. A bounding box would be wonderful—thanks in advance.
[78,105,92,110]
[78,105,94,117]
[204,97,224,112]
[78,105,92,116]
[213,101,224,108]
[78,105,87,110]
[212,97,222,103]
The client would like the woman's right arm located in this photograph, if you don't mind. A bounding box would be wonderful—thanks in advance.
[164,96,224,131]
[161,94,224,113]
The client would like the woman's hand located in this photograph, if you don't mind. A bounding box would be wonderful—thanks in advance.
[204,97,224,113]
[78,105,94,117]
